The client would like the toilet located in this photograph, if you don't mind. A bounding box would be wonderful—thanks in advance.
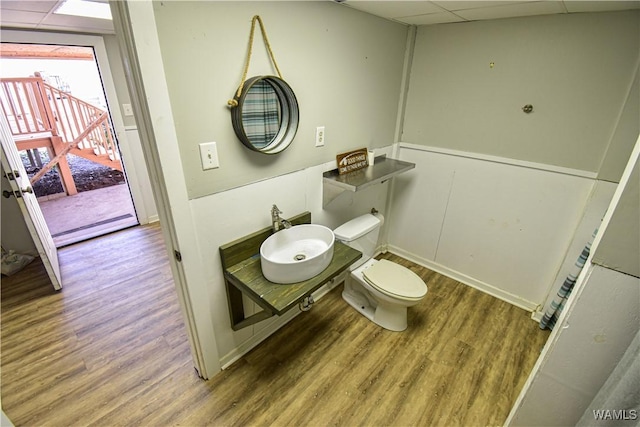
[334,213,427,331]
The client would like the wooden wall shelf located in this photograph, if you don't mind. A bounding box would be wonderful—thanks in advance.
[219,212,362,330]
[322,155,416,206]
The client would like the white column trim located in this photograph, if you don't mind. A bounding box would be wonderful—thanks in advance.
[111,1,221,378]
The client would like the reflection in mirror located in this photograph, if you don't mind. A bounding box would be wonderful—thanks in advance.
[230,75,299,155]
[241,80,281,148]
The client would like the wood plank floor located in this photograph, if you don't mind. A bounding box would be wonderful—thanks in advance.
[1,223,549,426]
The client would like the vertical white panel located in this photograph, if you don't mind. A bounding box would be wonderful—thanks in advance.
[436,156,593,304]
[542,268,640,393]
[191,169,310,357]
[124,128,158,223]
[538,180,616,317]
[593,159,640,277]
[388,148,456,260]
[508,265,640,426]
[389,145,594,307]
[508,371,591,426]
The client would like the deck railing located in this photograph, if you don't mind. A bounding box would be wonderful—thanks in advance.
[0,77,55,136]
[0,74,120,165]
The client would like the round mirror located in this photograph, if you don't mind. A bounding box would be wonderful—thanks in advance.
[230,75,299,154]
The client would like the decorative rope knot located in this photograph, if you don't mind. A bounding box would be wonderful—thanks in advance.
[227,15,283,108]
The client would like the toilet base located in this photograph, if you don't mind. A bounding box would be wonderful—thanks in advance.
[342,279,408,332]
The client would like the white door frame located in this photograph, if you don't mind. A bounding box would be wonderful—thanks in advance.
[0,29,150,225]
[110,1,221,378]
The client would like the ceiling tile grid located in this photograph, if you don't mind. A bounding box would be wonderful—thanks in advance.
[341,0,640,26]
[0,1,638,35]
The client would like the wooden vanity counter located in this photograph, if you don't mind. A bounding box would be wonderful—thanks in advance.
[220,212,362,330]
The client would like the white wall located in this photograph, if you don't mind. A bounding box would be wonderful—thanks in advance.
[120,1,407,373]
[593,159,640,277]
[121,2,640,377]
[599,63,640,183]
[506,139,640,426]
[402,10,639,175]
[103,35,137,129]
[537,179,616,319]
[151,1,408,198]
[1,410,14,427]
[388,10,639,313]
[192,145,394,366]
[123,128,158,224]
[508,264,639,426]
[388,145,595,310]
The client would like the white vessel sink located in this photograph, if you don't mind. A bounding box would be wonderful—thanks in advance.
[260,224,335,284]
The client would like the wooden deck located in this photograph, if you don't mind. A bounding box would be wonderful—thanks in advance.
[1,75,122,196]
[38,184,138,247]
[1,223,549,426]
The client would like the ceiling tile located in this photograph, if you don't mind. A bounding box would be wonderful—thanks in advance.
[433,1,530,12]
[0,1,58,13]
[564,1,640,13]
[42,13,113,32]
[397,11,467,25]
[1,0,638,34]
[454,1,566,20]
[343,1,444,19]
[0,9,46,25]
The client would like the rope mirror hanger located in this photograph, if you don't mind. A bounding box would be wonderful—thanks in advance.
[228,15,299,154]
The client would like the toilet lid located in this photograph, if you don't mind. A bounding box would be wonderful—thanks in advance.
[362,259,427,300]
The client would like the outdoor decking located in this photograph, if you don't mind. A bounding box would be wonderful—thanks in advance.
[1,74,122,196]
[39,184,138,247]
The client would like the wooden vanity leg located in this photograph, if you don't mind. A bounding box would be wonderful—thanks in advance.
[225,280,246,328]
[225,279,274,331]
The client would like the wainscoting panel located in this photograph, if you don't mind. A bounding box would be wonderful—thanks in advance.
[388,144,595,309]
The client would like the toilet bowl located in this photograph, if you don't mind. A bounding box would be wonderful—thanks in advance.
[334,213,427,331]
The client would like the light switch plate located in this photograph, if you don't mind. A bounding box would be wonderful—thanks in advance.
[122,103,134,117]
[199,142,219,170]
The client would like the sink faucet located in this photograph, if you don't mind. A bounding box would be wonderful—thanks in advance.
[271,204,291,232]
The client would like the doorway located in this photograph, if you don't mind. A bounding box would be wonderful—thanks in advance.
[0,42,138,247]
[1,26,206,379]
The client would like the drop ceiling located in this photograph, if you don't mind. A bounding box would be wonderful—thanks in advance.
[339,1,640,25]
[0,0,114,34]
[0,0,638,34]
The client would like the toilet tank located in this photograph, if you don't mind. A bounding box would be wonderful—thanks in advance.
[334,213,383,269]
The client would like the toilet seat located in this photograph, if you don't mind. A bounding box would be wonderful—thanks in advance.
[362,259,427,301]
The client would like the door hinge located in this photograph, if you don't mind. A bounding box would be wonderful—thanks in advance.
[174,250,182,262]
[5,170,19,180]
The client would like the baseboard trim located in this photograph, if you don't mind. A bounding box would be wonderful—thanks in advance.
[219,277,344,370]
[220,308,300,370]
[138,214,160,225]
[530,310,544,323]
[388,245,539,313]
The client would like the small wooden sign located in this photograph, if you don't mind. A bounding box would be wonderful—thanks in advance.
[336,148,369,175]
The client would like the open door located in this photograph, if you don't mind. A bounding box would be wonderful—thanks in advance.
[0,113,61,290]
